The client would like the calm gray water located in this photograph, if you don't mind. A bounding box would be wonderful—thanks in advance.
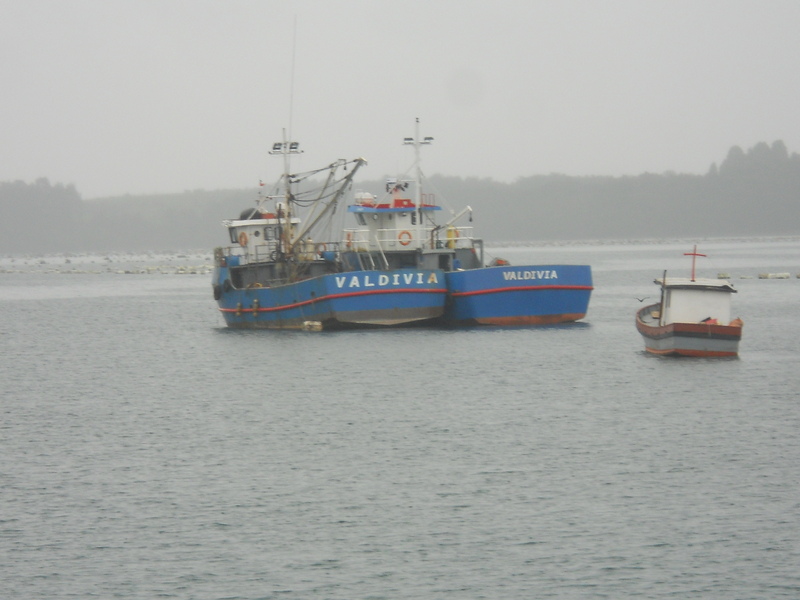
[2,239,799,599]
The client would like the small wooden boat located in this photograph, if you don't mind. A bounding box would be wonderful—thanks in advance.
[635,246,743,357]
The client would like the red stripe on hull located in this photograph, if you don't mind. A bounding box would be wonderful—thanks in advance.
[636,320,743,340]
[644,347,738,358]
[451,284,593,298]
[219,287,447,314]
[474,312,586,326]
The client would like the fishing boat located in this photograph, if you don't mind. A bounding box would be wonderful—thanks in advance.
[211,134,446,330]
[212,119,593,330]
[341,119,593,327]
[635,246,743,357]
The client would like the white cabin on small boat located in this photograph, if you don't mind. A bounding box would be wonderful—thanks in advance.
[656,277,736,326]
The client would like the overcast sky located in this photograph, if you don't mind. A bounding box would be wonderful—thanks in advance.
[3,0,800,198]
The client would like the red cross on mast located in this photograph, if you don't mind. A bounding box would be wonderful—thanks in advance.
[684,244,706,281]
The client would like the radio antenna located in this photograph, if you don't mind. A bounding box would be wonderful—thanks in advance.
[288,16,297,145]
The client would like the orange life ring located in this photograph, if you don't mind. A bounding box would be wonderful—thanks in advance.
[345,232,353,249]
[398,230,412,246]
[238,231,248,246]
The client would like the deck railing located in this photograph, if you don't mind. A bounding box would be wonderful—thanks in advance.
[342,226,474,251]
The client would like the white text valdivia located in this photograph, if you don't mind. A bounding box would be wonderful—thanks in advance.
[334,272,439,288]
[501,270,558,280]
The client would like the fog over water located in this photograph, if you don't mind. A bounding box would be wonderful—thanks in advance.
[3,1,800,198]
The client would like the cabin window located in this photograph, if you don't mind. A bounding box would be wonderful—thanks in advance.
[229,229,238,244]
[264,227,275,240]
[253,230,260,238]
[411,212,417,225]
[356,214,366,226]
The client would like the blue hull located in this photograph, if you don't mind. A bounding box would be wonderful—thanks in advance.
[214,267,447,329]
[445,264,593,325]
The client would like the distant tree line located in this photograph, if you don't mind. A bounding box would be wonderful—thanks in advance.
[2,141,799,255]
[425,140,800,241]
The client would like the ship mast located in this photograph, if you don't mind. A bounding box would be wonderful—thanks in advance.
[269,129,303,196]
[269,130,303,256]
[684,244,706,282]
[403,118,433,249]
